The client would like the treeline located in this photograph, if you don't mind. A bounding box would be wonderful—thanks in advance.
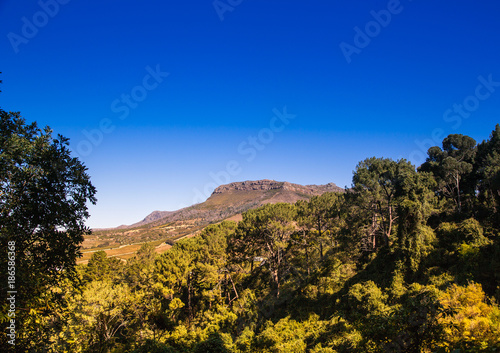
[9,126,500,352]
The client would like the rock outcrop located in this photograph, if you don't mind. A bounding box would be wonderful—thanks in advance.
[212,179,343,195]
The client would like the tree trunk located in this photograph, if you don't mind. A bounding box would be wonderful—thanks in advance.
[318,217,324,261]
[305,235,310,277]
[386,205,393,246]
[187,272,193,321]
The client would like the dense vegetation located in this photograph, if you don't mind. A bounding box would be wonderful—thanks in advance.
[0,105,96,352]
[2,110,500,351]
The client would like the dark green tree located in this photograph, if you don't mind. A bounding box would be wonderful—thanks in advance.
[155,222,237,324]
[85,250,123,283]
[230,203,297,298]
[475,124,500,224]
[0,109,96,350]
[395,169,437,275]
[125,243,156,289]
[419,134,476,214]
[352,157,417,249]
[296,192,343,262]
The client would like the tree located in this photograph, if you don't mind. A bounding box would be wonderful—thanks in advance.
[0,110,96,350]
[64,280,139,353]
[383,284,446,353]
[85,251,123,283]
[230,203,297,298]
[125,243,157,290]
[419,134,477,214]
[155,240,198,321]
[193,332,230,353]
[155,222,238,325]
[352,157,417,249]
[296,192,343,263]
[475,124,500,224]
[395,169,437,275]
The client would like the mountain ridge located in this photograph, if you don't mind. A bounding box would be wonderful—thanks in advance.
[121,179,343,229]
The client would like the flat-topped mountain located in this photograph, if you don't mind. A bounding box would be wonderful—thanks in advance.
[213,179,342,194]
[87,179,343,249]
[127,179,343,229]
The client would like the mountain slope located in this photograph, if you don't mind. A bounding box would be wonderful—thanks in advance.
[130,179,343,228]
[86,180,343,249]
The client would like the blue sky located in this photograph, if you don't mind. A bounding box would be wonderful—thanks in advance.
[1,0,499,228]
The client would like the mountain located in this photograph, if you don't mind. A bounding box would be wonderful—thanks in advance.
[87,180,343,249]
[124,210,174,228]
[128,179,343,229]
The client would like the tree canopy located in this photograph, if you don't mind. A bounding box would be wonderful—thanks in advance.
[0,109,96,350]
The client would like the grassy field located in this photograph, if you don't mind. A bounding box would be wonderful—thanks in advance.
[77,238,172,264]
[77,212,243,265]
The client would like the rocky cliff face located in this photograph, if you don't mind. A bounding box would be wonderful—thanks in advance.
[212,179,343,195]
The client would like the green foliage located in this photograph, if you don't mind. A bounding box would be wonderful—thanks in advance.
[296,192,344,262]
[476,124,500,225]
[235,326,255,352]
[383,284,445,353]
[346,281,390,320]
[192,332,231,353]
[85,250,123,283]
[437,283,500,351]
[250,314,337,353]
[316,257,357,296]
[437,218,489,250]
[230,203,297,298]
[398,224,436,276]
[419,133,477,215]
[131,339,178,353]
[458,218,490,246]
[0,109,96,350]
[255,317,308,352]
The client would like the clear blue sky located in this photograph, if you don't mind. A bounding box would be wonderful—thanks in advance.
[1,1,499,228]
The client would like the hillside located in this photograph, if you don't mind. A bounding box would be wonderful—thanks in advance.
[130,179,343,228]
[84,179,343,250]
